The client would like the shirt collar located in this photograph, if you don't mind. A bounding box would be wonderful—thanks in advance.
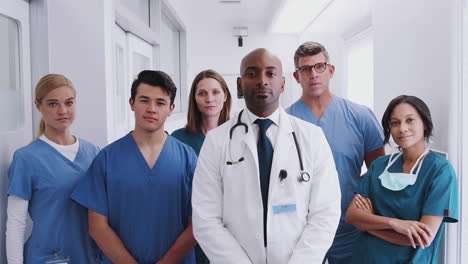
[245,107,280,127]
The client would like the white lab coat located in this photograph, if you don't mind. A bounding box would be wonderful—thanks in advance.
[192,107,341,264]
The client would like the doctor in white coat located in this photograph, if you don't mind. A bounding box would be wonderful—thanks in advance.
[192,48,341,264]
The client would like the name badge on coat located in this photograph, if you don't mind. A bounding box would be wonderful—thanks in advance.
[272,204,296,214]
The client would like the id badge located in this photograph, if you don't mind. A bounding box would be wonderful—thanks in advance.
[272,203,296,214]
[45,257,71,264]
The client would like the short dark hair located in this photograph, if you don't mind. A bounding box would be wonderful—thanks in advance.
[381,95,433,145]
[294,41,330,69]
[130,70,177,105]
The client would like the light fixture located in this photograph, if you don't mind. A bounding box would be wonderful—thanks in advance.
[233,26,248,47]
[270,0,333,34]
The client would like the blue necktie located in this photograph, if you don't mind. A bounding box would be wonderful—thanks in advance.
[254,118,273,247]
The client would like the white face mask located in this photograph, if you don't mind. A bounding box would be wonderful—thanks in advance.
[378,149,429,191]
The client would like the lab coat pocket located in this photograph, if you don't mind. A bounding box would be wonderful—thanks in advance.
[271,180,306,226]
[269,200,304,247]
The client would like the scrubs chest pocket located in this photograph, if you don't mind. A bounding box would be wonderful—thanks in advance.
[45,249,70,264]
[45,258,71,264]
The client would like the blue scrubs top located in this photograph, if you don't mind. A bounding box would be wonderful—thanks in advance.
[287,97,384,263]
[352,152,458,264]
[71,133,196,264]
[171,128,205,156]
[8,138,100,264]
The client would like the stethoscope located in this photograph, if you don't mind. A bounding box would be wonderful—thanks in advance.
[226,110,310,183]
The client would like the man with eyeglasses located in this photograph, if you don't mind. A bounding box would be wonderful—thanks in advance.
[287,41,385,264]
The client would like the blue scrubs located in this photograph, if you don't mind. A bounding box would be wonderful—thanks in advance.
[172,127,209,264]
[352,152,458,263]
[8,138,100,264]
[287,97,384,263]
[71,133,196,264]
[172,128,205,156]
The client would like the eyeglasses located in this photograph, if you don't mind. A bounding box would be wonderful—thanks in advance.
[296,62,330,74]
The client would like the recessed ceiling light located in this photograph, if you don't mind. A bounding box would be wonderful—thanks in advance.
[219,0,241,3]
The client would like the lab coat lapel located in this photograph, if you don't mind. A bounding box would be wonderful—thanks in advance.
[271,109,295,180]
[238,110,259,169]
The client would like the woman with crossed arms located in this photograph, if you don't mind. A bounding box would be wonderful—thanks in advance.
[346,95,458,263]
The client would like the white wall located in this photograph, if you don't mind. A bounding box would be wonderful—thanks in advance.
[188,24,301,109]
[30,0,114,148]
[297,0,373,100]
[186,24,299,76]
[298,31,347,98]
[373,0,459,151]
[164,0,302,111]
[462,0,468,261]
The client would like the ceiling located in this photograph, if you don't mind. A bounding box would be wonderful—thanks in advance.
[305,0,372,37]
[180,0,284,29]
[173,0,372,36]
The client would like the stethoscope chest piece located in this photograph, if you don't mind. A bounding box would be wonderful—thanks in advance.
[298,171,310,182]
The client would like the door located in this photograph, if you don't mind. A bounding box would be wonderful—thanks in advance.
[110,25,130,143]
[160,12,181,112]
[0,0,32,263]
[127,32,153,134]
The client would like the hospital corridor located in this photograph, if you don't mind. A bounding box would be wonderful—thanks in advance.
[0,0,468,263]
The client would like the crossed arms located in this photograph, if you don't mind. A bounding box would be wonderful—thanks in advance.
[345,194,443,248]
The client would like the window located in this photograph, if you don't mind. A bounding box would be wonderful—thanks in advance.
[111,0,188,136]
[0,14,23,132]
[132,51,151,79]
[112,38,129,140]
[110,25,154,142]
[160,12,181,111]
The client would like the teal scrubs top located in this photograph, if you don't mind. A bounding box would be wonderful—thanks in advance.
[287,96,384,263]
[172,128,205,156]
[352,152,458,264]
[8,138,100,264]
[171,127,209,264]
[71,133,196,264]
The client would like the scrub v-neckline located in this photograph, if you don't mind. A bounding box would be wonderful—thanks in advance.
[37,138,83,171]
[300,96,336,124]
[128,133,170,173]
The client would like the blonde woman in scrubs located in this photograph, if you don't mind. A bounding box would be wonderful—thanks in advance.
[6,74,100,264]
